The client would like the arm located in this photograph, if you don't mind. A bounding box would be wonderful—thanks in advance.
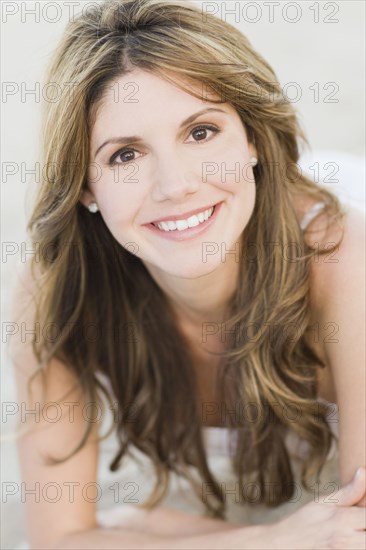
[95,502,243,538]
[126,505,244,536]
[309,205,366,505]
[49,472,366,550]
[55,523,265,550]
[8,262,100,549]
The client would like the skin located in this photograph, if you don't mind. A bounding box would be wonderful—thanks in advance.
[80,68,257,333]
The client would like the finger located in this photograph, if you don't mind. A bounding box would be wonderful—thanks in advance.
[356,494,366,508]
[336,468,366,507]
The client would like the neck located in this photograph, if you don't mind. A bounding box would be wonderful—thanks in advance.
[144,253,240,332]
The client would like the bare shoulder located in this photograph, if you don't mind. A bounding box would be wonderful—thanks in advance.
[306,203,365,309]
[303,204,366,487]
[304,203,365,404]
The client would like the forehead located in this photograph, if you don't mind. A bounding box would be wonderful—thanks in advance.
[90,68,236,131]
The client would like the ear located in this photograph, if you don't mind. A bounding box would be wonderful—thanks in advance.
[79,189,96,209]
[248,142,258,160]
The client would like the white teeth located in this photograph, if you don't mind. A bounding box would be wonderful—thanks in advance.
[176,219,189,230]
[159,221,170,231]
[187,215,200,228]
[154,206,214,232]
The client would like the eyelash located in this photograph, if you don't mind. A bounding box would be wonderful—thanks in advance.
[107,124,221,166]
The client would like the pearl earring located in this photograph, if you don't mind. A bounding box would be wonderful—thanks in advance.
[250,156,258,167]
[88,202,99,213]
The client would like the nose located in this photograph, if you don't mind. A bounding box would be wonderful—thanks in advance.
[150,150,200,202]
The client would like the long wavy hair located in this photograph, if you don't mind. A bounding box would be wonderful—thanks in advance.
[14,0,345,519]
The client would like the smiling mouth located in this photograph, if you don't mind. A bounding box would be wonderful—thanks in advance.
[151,204,217,232]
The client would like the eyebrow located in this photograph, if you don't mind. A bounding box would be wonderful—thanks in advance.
[93,107,228,158]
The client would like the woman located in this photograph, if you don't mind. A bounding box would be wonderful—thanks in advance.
[9,0,365,548]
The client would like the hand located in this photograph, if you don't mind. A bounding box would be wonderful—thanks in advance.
[265,467,366,549]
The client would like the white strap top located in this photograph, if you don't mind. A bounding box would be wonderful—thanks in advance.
[202,399,339,461]
[96,370,338,462]
[299,201,326,231]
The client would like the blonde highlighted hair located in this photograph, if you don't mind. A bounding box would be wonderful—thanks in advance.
[16,0,345,519]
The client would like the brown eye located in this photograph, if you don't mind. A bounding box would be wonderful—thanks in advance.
[109,148,142,166]
[188,124,220,143]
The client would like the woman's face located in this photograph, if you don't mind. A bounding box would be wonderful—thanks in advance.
[81,68,257,278]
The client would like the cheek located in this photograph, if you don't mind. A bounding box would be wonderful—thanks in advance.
[92,173,145,225]
[102,202,138,230]
[209,146,255,193]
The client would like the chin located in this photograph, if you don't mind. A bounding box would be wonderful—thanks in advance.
[162,257,224,279]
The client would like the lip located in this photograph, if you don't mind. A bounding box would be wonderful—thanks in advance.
[144,201,223,241]
[146,203,220,225]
